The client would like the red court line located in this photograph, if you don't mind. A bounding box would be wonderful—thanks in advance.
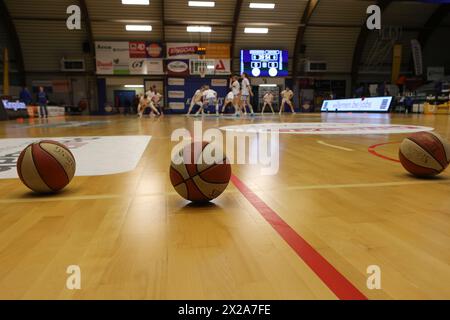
[368,142,401,163]
[231,174,368,300]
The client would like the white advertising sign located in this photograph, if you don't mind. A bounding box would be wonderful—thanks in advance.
[168,78,185,86]
[168,91,185,99]
[169,102,186,110]
[321,97,393,112]
[0,136,151,179]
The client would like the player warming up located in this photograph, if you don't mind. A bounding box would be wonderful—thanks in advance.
[198,86,219,116]
[230,76,241,116]
[240,72,255,115]
[280,87,296,114]
[261,91,275,114]
[221,90,236,114]
[187,86,205,115]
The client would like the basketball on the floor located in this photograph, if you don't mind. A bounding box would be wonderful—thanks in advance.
[170,141,231,202]
[399,131,450,177]
[17,140,76,193]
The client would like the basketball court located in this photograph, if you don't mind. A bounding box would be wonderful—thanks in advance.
[0,0,450,303]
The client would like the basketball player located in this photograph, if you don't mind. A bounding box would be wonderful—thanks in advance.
[151,87,163,115]
[197,86,219,116]
[240,72,254,115]
[221,90,235,114]
[230,76,241,116]
[280,87,296,114]
[261,91,275,114]
[138,94,160,117]
[187,86,205,115]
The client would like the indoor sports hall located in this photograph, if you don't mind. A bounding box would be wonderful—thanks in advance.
[0,0,449,303]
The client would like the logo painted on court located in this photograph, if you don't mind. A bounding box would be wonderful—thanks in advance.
[220,123,434,135]
[0,136,151,179]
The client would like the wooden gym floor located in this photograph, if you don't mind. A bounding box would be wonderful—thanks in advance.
[0,113,449,300]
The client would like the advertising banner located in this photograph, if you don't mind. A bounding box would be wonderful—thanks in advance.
[201,43,231,59]
[95,41,130,75]
[321,97,393,112]
[129,41,147,58]
[166,59,190,76]
[166,43,199,59]
[145,42,164,58]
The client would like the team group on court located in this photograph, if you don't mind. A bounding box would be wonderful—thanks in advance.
[137,73,296,117]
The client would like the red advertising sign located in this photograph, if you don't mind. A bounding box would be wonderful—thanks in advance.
[129,41,146,58]
[167,45,198,58]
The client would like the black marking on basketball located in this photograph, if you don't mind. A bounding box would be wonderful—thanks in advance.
[171,156,230,188]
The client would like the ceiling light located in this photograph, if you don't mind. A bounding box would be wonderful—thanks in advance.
[206,65,215,69]
[188,1,215,7]
[125,25,152,31]
[121,0,149,5]
[187,26,212,32]
[244,27,268,34]
[124,85,144,88]
[249,3,275,9]
[259,84,277,87]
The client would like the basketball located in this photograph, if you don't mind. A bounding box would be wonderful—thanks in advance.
[170,141,231,202]
[17,140,76,193]
[399,131,450,177]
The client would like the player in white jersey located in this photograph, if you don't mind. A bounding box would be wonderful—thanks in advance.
[261,91,275,114]
[221,91,235,114]
[280,87,296,114]
[196,86,219,116]
[138,94,160,117]
[230,76,241,116]
[187,86,205,115]
[151,88,163,115]
[240,72,254,115]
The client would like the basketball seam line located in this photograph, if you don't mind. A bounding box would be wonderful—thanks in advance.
[399,152,439,174]
[407,137,445,170]
[39,143,71,183]
[171,156,229,188]
[427,134,450,166]
[17,149,34,191]
[31,144,55,192]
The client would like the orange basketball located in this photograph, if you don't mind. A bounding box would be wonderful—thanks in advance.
[170,141,231,202]
[17,140,76,193]
[399,131,450,177]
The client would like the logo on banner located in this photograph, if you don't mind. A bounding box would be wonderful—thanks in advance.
[146,42,164,58]
[168,46,198,57]
[167,60,189,75]
[129,59,147,74]
[129,41,146,58]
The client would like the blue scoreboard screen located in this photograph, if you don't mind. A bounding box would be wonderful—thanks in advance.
[240,49,288,77]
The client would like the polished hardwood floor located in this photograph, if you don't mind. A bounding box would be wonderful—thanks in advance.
[0,113,449,299]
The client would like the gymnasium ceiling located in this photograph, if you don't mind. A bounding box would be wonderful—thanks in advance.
[1,0,450,79]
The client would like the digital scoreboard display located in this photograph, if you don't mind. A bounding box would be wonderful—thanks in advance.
[240,50,288,77]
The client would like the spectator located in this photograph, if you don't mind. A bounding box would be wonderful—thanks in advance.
[19,87,32,105]
[37,86,49,118]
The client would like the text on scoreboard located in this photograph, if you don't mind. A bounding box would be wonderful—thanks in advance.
[240,50,288,77]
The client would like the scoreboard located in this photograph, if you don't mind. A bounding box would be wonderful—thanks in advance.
[240,50,288,77]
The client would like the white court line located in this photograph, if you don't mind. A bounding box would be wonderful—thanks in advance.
[317,140,354,152]
[1,179,449,204]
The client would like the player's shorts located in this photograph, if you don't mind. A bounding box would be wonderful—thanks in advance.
[205,97,216,106]
[226,93,234,100]
[240,94,249,101]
